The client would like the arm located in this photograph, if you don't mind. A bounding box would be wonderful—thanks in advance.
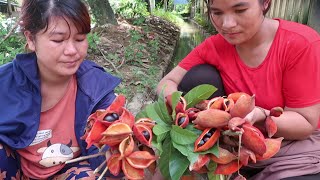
[251,104,320,140]
[156,66,187,97]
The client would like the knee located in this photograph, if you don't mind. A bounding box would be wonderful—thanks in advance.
[179,64,225,98]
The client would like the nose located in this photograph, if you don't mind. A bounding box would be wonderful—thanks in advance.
[64,40,78,55]
[221,15,237,29]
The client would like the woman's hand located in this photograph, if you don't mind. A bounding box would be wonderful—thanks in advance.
[244,106,269,125]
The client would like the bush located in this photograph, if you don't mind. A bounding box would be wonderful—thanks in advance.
[0,13,25,65]
[112,0,150,19]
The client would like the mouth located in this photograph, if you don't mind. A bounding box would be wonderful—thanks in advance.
[223,32,241,38]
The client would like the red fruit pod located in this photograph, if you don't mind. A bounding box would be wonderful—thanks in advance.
[100,122,132,146]
[242,123,267,156]
[270,106,284,117]
[237,147,257,166]
[107,153,122,176]
[122,159,145,180]
[228,117,246,131]
[214,160,243,175]
[185,108,200,120]
[135,118,156,129]
[175,112,189,128]
[108,94,126,112]
[192,109,232,128]
[210,147,237,164]
[227,92,251,103]
[133,124,153,146]
[119,135,135,158]
[265,116,278,138]
[256,137,284,161]
[223,98,235,112]
[189,154,210,171]
[207,97,224,110]
[126,151,158,169]
[194,128,220,152]
[84,120,108,149]
[119,108,135,128]
[194,100,209,111]
[229,94,255,118]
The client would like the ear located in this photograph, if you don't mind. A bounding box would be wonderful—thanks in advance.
[24,31,36,51]
[263,0,271,10]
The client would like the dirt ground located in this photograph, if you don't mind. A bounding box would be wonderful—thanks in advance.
[87,16,180,114]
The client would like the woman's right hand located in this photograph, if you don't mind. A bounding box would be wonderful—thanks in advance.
[156,66,188,97]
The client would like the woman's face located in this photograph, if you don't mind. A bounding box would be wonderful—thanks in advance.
[209,0,266,45]
[25,17,88,78]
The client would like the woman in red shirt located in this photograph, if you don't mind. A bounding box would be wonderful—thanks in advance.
[157,0,320,179]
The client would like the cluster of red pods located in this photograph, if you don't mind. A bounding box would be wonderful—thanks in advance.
[81,95,157,179]
[167,92,284,178]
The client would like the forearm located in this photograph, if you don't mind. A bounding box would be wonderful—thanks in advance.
[272,111,315,140]
[252,107,316,140]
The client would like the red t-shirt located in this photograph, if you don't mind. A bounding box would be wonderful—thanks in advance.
[179,19,320,113]
[17,76,81,179]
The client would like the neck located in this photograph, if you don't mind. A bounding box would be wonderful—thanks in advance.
[236,17,275,51]
[40,70,73,88]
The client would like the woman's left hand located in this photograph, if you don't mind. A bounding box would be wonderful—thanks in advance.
[244,107,269,125]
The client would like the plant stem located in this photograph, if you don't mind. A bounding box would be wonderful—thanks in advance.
[94,159,107,174]
[98,166,109,180]
[65,152,105,164]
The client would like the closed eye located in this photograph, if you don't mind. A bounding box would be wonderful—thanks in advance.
[52,40,63,43]
[235,9,247,13]
[212,11,223,16]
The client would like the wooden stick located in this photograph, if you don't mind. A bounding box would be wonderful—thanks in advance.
[98,166,109,180]
[94,159,107,174]
[65,152,105,164]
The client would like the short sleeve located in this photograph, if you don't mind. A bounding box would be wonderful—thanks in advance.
[178,36,219,70]
[283,41,320,108]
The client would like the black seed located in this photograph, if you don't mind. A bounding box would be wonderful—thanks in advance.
[104,113,119,122]
[203,137,210,142]
[142,130,150,140]
[198,139,205,147]
[178,116,186,126]
[225,100,230,106]
[112,113,119,120]
[205,132,212,137]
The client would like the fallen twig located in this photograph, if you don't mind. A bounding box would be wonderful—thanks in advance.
[94,40,121,74]
[0,21,19,45]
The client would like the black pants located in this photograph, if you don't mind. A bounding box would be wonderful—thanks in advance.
[177,64,320,180]
[178,64,226,98]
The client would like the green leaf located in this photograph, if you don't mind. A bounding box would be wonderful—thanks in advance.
[153,124,171,135]
[154,100,172,125]
[169,148,189,180]
[207,161,221,180]
[172,142,189,156]
[151,139,163,155]
[170,91,183,119]
[184,84,217,109]
[185,124,203,136]
[153,124,170,144]
[159,137,172,179]
[172,142,200,166]
[197,144,219,157]
[146,103,167,125]
[135,109,148,120]
[156,132,169,143]
[170,125,198,145]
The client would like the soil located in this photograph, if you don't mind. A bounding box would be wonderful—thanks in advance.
[87,16,180,115]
